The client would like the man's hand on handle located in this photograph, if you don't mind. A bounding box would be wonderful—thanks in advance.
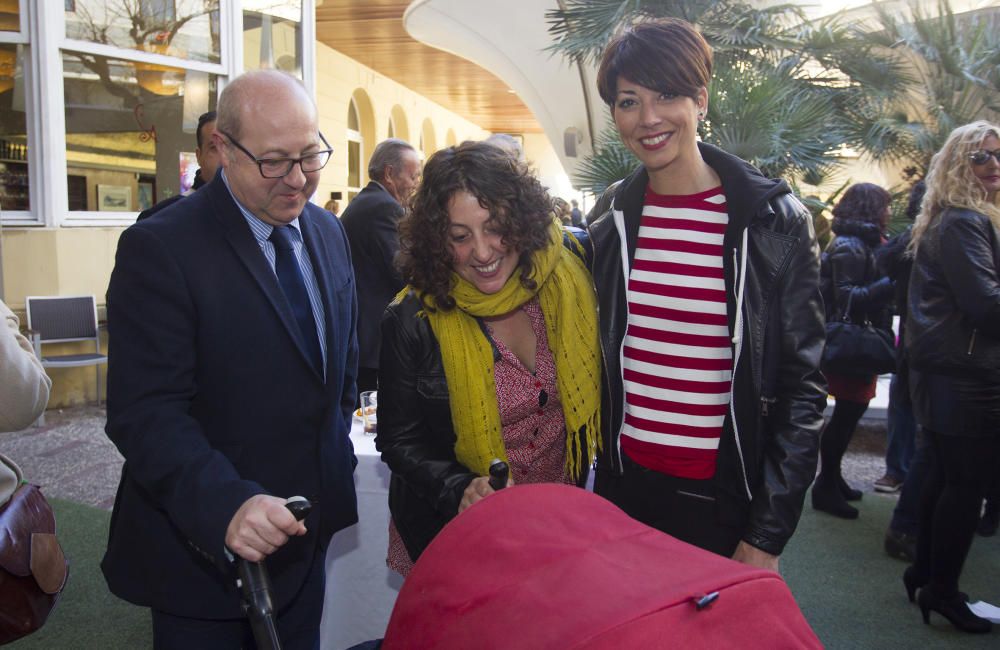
[226,494,307,562]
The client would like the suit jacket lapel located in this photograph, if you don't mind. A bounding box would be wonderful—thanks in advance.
[207,178,322,379]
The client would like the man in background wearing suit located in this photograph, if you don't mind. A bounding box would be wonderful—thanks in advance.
[137,110,221,221]
[339,138,421,394]
[103,70,358,648]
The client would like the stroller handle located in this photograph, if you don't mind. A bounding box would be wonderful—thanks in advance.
[488,459,509,491]
[236,496,313,650]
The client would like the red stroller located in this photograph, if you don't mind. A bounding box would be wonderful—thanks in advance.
[382,484,821,649]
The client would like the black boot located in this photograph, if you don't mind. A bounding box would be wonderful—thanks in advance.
[839,475,863,502]
[813,399,866,519]
[886,528,917,563]
[812,474,859,519]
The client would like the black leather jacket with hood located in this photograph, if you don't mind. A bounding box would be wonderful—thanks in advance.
[588,142,827,556]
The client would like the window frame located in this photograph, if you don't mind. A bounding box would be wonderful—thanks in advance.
[1,0,318,227]
[0,1,34,224]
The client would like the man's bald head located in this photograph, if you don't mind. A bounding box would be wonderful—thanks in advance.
[212,70,325,227]
[216,70,316,141]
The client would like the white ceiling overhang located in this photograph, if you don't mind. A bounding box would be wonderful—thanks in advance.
[403,0,609,183]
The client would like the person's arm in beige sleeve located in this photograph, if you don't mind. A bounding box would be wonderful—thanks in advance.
[0,299,51,432]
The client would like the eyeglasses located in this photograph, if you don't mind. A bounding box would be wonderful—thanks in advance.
[968,149,1000,165]
[218,128,333,179]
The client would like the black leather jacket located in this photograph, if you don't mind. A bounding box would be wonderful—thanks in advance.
[907,207,1000,383]
[822,219,893,331]
[376,292,476,560]
[588,143,826,555]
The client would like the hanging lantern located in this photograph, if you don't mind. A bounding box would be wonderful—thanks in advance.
[134,40,182,96]
[0,47,15,94]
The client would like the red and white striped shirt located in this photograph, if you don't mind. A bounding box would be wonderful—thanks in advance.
[620,186,732,479]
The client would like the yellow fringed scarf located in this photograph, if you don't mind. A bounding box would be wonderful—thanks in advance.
[395,219,601,480]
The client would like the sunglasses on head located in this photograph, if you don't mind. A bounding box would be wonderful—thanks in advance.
[968,149,1000,165]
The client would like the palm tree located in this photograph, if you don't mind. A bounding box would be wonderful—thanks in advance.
[835,0,1000,181]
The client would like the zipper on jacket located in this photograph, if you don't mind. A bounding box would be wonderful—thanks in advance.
[729,236,753,501]
[760,396,777,418]
[967,329,978,355]
[612,204,631,473]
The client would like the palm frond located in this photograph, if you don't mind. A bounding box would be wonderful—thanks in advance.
[570,127,639,195]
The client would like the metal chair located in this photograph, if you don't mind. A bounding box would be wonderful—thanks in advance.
[25,295,108,426]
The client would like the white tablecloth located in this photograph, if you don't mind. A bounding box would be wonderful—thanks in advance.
[320,421,403,649]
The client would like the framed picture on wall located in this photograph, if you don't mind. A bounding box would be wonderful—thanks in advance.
[137,181,154,211]
[179,151,198,195]
[97,184,132,211]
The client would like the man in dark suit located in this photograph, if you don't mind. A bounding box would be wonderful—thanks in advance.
[570,199,583,227]
[137,110,221,221]
[103,71,358,648]
[339,138,421,394]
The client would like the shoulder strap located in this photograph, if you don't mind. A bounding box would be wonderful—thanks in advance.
[562,227,593,268]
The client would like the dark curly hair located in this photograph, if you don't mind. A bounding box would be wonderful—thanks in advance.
[832,182,891,228]
[396,141,554,310]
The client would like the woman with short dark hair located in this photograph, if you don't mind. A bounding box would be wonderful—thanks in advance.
[811,182,895,519]
[588,18,826,571]
[377,141,601,576]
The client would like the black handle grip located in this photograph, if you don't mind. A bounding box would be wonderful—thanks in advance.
[285,496,312,522]
[488,459,509,491]
[233,496,312,650]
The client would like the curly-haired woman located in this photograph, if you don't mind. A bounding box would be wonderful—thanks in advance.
[903,121,1000,634]
[812,183,895,520]
[376,141,601,576]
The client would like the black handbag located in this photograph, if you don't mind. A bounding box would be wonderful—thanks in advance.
[822,293,897,377]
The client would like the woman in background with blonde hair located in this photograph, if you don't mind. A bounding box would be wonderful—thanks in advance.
[904,120,1000,634]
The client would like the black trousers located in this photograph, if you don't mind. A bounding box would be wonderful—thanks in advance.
[151,549,326,650]
[914,428,1000,597]
[595,452,743,558]
[890,428,932,535]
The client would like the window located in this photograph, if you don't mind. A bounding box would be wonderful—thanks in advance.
[2,0,320,226]
[0,44,28,212]
[63,51,218,211]
[347,99,362,200]
[243,1,302,77]
[65,0,221,64]
[1,1,19,32]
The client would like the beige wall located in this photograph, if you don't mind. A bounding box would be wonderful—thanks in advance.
[523,132,586,208]
[313,43,491,211]
[1,227,122,311]
[1,227,120,408]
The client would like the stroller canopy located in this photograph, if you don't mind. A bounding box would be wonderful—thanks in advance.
[383,483,820,649]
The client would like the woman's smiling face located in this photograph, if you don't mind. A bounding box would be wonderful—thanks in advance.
[447,190,519,295]
[613,77,706,180]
